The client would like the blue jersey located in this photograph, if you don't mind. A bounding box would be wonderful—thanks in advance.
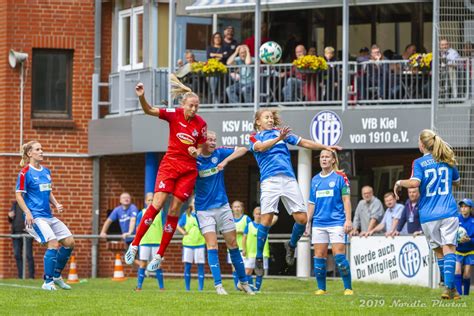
[108,204,138,243]
[15,165,53,219]
[457,215,474,254]
[410,153,460,224]
[249,129,301,182]
[195,147,235,211]
[308,170,350,228]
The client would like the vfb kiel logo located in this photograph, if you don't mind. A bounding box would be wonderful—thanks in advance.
[310,111,342,146]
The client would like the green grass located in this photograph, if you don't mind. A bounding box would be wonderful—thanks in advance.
[0,277,472,315]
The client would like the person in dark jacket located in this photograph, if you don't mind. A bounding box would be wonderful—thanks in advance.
[8,201,34,278]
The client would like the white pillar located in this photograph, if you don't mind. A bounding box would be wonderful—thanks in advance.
[296,148,312,277]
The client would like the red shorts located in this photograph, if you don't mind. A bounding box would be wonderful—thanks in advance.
[154,159,197,202]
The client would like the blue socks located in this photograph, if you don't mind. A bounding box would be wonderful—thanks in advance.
[247,274,254,287]
[437,258,445,282]
[156,269,164,289]
[335,254,352,290]
[314,257,327,291]
[289,223,306,248]
[455,274,462,294]
[443,254,456,289]
[44,249,58,283]
[463,278,471,295]
[207,249,222,286]
[184,262,192,291]
[256,225,270,259]
[229,248,247,283]
[137,268,146,289]
[256,275,263,291]
[197,264,205,291]
[53,246,72,278]
[232,271,238,289]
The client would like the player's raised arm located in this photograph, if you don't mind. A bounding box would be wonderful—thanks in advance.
[217,146,248,170]
[135,82,160,117]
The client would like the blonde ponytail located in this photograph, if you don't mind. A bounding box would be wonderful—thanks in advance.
[419,129,457,166]
[169,73,198,103]
[19,141,39,167]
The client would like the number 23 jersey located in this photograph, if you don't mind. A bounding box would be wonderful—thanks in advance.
[410,153,460,224]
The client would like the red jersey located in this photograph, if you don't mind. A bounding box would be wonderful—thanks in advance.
[159,107,207,166]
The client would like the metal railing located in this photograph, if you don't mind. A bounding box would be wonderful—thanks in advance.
[102,58,471,116]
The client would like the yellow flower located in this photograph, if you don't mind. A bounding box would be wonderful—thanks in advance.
[409,53,431,70]
[292,55,328,72]
[202,58,228,75]
[191,61,205,73]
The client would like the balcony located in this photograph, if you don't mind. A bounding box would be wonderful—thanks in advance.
[101,58,472,116]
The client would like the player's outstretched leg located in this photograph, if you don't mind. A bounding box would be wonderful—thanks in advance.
[314,257,327,295]
[442,253,460,300]
[335,254,353,295]
[127,204,160,265]
[229,248,254,295]
[53,242,73,290]
[255,224,270,276]
[285,222,306,266]
[42,247,58,291]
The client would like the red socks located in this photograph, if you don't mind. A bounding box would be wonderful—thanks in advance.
[157,215,179,256]
[132,204,159,246]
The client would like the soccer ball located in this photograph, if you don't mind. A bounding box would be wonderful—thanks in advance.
[259,41,282,64]
[457,226,468,243]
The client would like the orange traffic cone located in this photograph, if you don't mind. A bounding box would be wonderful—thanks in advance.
[112,253,127,281]
[67,256,80,284]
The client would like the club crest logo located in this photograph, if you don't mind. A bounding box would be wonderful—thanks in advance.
[192,129,199,137]
[164,224,173,233]
[144,218,153,226]
[329,181,336,188]
[211,157,218,164]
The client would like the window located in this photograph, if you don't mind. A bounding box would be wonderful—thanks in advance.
[186,23,212,51]
[118,6,143,70]
[32,49,73,119]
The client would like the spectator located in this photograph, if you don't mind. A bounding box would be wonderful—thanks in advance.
[361,192,404,237]
[440,39,461,64]
[362,44,389,99]
[207,32,225,104]
[351,186,384,235]
[281,44,306,102]
[308,47,317,56]
[440,38,461,98]
[100,192,138,245]
[176,50,197,77]
[383,49,396,60]
[455,198,474,296]
[356,47,370,62]
[243,21,270,57]
[320,46,339,101]
[8,201,34,279]
[222,25,238,64]
[226,45,254,104]
[392,187,422,236]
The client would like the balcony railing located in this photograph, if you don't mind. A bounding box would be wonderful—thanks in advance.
[104,58,471,116]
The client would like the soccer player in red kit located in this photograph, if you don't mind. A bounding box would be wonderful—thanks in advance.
[125,79,207,271]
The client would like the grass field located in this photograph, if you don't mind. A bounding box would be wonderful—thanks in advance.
[0,277,472,315]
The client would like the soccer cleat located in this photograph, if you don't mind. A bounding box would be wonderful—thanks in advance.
[41,281,57,291]
[125,244,138,265]
[451,288,461,300]
[237,282,255,295]
[215,284,228,295]
[254,258,264,277]
[441,287,451,299]
[147,254,163,271]
[134,287,142,292]
[53,277,71,290]
[344,289,354,296]
[284,240,296,266]
[314,289,327,295]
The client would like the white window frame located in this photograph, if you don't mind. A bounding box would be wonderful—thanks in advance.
[118,6,144,71]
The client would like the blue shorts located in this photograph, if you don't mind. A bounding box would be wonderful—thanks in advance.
[455,253,474,265]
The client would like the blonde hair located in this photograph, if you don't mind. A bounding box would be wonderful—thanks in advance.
[19,141,39,167]
[419,129,457,166]
[169,73,198,104]
[253,109,281,131]
[321,149,343,172]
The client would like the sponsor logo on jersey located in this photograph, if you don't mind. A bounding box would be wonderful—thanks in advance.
[316,189,334,198]
[33,177,39,180]
[158,181,165,189]
[144,218,153,226]
[176,132,196,145]
[310,110,342,146]
[329,181,336,188]
[192,129,198,137]
[198,167,219,178]
[39,183,52,192]
[164,223,173,233]
[211,157,218,164]
[165,108,176,112]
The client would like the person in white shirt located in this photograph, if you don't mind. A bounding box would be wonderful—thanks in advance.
[360,192,404,237]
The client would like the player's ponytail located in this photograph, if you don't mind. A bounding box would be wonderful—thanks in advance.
[19,140,39,167]
[169,73,198,104]
[419,129,457,166]
[253,109,281,131]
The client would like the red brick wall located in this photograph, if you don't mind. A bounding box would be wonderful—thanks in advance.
[0,0,95,278]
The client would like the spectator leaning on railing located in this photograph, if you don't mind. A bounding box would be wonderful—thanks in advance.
[281,44,306,102]
[100,192,138,246]
[351,185,384,236]
[360,192,404,237]
[226,45,254,104]
[320,46,339,101]
[362,44,390,100]
[391,187,422,236]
